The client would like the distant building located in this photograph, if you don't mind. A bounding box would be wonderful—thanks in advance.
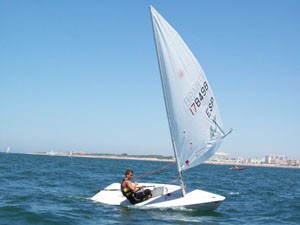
[210,152,229,161]
[287,159,300,167]
[74,151,86,155]
[265,155,288,165]
[206,151,300,167]
[229,156,245,164]
[249,157,263,164]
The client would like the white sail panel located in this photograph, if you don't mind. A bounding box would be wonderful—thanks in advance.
[151,6,225,171]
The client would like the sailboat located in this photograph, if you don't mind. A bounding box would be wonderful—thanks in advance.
[6,147,10,153]
[91,6,231,210]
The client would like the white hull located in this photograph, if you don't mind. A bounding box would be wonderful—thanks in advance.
[91,183,225,210]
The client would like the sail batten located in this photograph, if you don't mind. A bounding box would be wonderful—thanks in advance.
[150,6,225,172]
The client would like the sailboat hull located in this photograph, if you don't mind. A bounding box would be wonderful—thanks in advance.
[91,183,225,211]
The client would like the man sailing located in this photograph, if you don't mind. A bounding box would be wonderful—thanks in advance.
[121,169,152,204]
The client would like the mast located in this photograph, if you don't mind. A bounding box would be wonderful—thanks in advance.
[150,6,186,196]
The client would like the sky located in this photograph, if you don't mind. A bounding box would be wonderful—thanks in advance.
[1,0,299,159]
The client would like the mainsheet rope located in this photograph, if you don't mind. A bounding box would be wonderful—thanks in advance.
[133,161,176,180]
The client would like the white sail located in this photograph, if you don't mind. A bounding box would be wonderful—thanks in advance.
[150,6,225,171]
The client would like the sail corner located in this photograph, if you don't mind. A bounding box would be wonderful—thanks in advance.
[222,128,233,139]
[149,5,157,14]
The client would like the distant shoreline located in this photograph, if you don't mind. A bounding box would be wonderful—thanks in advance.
[27,152,300,169]
[28,152,175,162]
[204,161,300,169]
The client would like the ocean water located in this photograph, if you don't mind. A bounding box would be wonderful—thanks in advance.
[0,153,299,225]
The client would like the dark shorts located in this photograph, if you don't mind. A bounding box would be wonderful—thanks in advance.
[131,189,152,204]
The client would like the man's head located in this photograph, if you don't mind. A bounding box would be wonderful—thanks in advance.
[125,169,133,180]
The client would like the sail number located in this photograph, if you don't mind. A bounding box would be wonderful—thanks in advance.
[206,97,214,118]
[188,81,210,116]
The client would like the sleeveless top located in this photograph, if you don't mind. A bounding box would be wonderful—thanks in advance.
[121,179,134,201]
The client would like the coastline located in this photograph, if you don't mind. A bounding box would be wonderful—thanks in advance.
[28,152,175,162]
[69,154,174,162]
[28,152,300,169]
[204,161,300,169]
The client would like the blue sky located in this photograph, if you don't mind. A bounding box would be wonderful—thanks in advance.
[1,1,299,159]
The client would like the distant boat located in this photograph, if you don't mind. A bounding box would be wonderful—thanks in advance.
[6,147,10,153]
[91,6,232,210]
[230,165,245,170]
[48,150,56,156]
[69,151,72,157]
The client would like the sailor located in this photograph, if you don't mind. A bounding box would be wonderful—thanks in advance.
[121,169,152,204]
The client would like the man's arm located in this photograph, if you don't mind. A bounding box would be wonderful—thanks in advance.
[126,180,139,191]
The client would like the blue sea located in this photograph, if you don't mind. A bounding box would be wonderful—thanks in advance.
[0,153,299,225]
